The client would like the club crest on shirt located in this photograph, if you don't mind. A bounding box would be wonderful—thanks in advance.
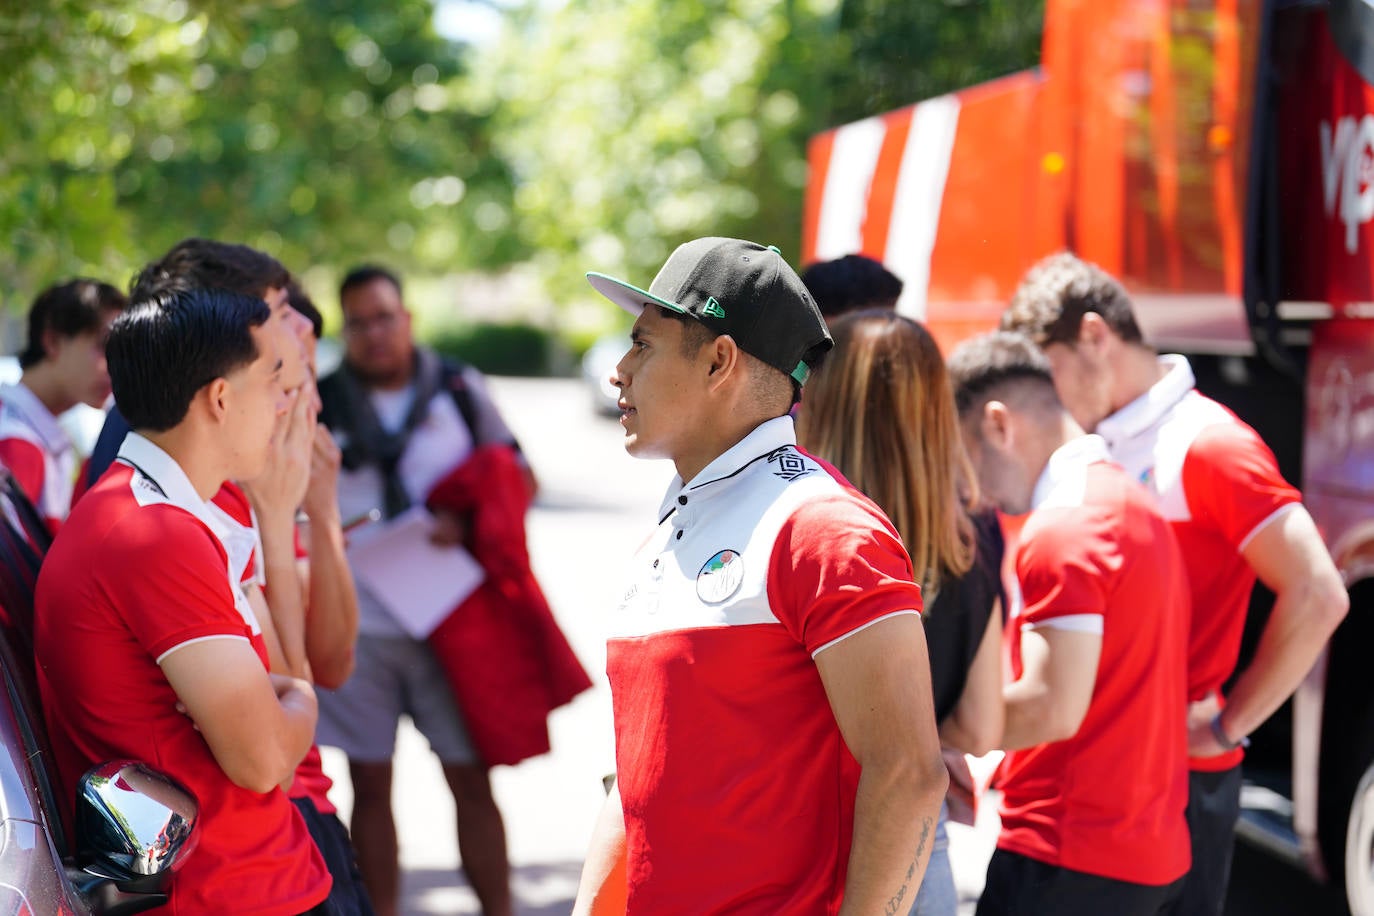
[697,549,744,604]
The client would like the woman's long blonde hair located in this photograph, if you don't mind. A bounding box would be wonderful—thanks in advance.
[797,309,976,593]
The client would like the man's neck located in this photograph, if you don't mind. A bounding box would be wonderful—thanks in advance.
[17,367,73,417]
[673,411,783,486]
[140,428,226,502]
[1110,344,1169,415]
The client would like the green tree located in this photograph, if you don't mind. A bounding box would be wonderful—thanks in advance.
[465,0,839,303]
[0,0,514,310]
[464,0,1046,306]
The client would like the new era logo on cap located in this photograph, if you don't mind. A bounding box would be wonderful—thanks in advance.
[585,237,833,386]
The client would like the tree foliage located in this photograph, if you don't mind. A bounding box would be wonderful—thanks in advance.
[1,0,515,310]
[1,0,1046,315]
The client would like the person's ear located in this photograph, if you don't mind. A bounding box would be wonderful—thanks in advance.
[1078,312,1112,353]
[706,334,742,384]
[202,377,231,423]
[41,327,63,361]
[983,400,1013,449]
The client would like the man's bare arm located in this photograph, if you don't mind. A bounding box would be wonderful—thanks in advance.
[1002,625,1102,751]
[939,600,1004,756]
[572,782,628,916]
[299,423,359,688]
[1190,506,1348,754]
[816,614,948,916]
[161,638,317,793]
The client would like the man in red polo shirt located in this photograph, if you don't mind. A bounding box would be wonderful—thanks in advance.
[949,331,1191,915]
[34,287,331,915]
[1002,253,1349,914]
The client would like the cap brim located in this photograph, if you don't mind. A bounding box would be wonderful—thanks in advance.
[586,272,688,317]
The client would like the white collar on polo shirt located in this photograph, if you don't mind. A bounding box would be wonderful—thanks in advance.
[1095,354,1195,450]
[1030,434,1112,511]
[658,415,797,521]
[0,381,72,456]
[116,433,223,533]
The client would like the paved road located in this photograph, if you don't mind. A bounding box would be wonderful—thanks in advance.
[318,376,1352,916]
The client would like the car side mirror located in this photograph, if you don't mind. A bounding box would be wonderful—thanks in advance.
[71,761,199,916]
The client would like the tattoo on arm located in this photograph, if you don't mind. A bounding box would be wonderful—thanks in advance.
[883,816,934,916]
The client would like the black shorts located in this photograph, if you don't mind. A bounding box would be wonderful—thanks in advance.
[292,796,376,916]
[976,848,1183,916]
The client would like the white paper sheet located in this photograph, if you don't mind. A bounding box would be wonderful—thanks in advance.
[345,506,485,638]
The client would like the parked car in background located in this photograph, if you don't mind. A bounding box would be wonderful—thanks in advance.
[581,334,626,417]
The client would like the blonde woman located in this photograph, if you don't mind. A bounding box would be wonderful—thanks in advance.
[798,309,1004,916]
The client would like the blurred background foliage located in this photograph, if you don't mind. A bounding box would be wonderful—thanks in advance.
[0,0,1045,355]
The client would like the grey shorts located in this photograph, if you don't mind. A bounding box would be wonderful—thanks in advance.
[316,634,477,766]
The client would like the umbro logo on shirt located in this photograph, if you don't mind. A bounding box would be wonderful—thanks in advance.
[768,448,813,481]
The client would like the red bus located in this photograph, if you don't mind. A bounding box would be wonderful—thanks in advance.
[802,1,1374,911]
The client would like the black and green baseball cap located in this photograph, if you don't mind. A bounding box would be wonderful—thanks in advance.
[587,237,833,386]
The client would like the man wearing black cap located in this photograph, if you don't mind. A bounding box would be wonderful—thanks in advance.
[574,238,948,915]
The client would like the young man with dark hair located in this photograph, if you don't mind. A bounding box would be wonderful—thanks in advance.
[1002,252,1349,915]
[80,239,371,915]
[34,287,333,915]
[948,330,1191,916]
[0,278,125,529]
[800,252,904,318]
[84,238,311,488]
[574,238,948,914]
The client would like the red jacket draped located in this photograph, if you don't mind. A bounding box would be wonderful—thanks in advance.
[425,444,592,766]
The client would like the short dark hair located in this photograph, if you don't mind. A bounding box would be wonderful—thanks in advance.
[128,238,290,304]
[947,330,1059,416]
[286,281,323,339]
[108,288,271,432]
[800,254,903,319]
[339,265,403,305]
[19,279,128,369]
[1002,252,1143,346]
[655,306,797,410]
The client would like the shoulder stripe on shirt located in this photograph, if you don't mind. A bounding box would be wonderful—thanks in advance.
[156,633,251,665]
[1025,613,1104,635]
[1237,502,1301,554]
[810,609,920,658]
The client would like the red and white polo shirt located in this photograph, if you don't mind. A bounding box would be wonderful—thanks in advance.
[1096,355,1301,771]
[0,381,76,532]
[998,434,1191,886]
[35,434,331,916]
[608,416,923,914]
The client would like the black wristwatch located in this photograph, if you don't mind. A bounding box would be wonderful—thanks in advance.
[1210,713,1250,751]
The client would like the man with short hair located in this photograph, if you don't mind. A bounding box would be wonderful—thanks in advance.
[79,239,370,914]
[35,287,332,915]
[800,252,904,317]
[573,237,948,914]
[948,330,1191,916]
[1002,252,1349,915]
[316,264,532,916]
[0,278,125,530]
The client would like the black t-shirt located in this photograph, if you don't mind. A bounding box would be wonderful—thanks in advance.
[923,508,1004,723]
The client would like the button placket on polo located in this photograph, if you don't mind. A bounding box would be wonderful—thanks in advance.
[671,492,694,542]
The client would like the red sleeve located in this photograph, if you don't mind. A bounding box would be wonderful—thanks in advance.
[100,507,249,661]
[767,492,923,655]
[0,437,46,508]
[1182,422,1301,548]
[71,457,93,507]
[1016,505,1115,626]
